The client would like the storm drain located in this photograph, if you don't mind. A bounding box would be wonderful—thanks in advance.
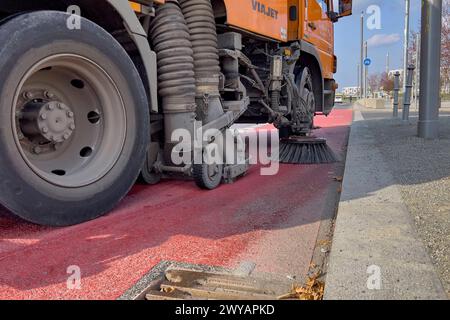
[119,261,293,300]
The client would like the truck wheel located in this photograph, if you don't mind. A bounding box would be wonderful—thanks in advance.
[280,67,315,139]
[296,67,316,130]
[193,142,224,190]
[0,12,149,226]
[193,163,223,190]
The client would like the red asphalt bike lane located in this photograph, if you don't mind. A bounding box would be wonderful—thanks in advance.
[0,109,352,300]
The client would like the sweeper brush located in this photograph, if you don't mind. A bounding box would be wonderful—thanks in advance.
[279,137,337,164]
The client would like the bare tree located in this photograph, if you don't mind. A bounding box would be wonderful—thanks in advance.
[368,73,381,95]
[410,3,449,94]
[380,72,395,93]
[408,31,420,67]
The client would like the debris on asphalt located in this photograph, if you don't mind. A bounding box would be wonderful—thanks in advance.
[317,239,331,247]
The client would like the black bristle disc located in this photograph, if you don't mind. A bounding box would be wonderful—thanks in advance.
[279,138,338,164]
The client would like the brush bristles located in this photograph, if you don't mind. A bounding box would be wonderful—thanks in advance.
[279,142,338,164]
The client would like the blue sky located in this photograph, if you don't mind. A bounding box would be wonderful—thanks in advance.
[334,0,422,89]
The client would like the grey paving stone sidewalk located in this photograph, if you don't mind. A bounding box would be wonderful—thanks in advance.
[324,108,448,300]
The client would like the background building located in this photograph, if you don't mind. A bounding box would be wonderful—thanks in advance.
[342,86,361,97]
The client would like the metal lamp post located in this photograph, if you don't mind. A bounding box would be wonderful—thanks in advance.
[418,0,443,139]
[403,0,411,95]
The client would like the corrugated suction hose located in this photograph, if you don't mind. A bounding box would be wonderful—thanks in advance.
[150,0,196,160]
[179,0,224,122]
[179,0,221,78]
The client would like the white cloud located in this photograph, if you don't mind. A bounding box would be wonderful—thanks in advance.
[367,33,401,47]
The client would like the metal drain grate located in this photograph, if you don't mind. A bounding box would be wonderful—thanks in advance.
[145,269,291,300]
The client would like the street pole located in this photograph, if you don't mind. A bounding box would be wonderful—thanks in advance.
[386,53,390,101]
[357,63,360,98]
[360,12,364,99]
[393,72,400,118]
[403,0,411,94]
[386,52,390,74]
[402,65,415,122]
[414,33,420,109]
[364,41,368,98]
[418,0,442,139]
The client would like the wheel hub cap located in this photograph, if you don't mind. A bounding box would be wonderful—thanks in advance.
[20,100,76,143]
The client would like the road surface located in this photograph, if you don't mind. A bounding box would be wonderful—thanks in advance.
[0,108,352,300]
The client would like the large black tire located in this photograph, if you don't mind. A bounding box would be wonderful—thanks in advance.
[193,163,223,190]
[0,11,149,226]
[193,143,224,190]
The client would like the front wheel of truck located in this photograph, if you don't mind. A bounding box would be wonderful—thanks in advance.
[0,11,149,226]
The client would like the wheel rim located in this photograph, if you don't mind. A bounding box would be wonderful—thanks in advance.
[305,89,315,122]
[12,54,127,188]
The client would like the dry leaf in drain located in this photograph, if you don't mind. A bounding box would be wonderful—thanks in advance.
[161,286,176,294]
[278,274,325,301]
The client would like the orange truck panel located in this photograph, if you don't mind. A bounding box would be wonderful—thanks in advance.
[224,0,335,78]
[129,1,142,12]
[303,0,335,79]
[148,0,337,79]
[224,0,290,41]
[130,0,165,12]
